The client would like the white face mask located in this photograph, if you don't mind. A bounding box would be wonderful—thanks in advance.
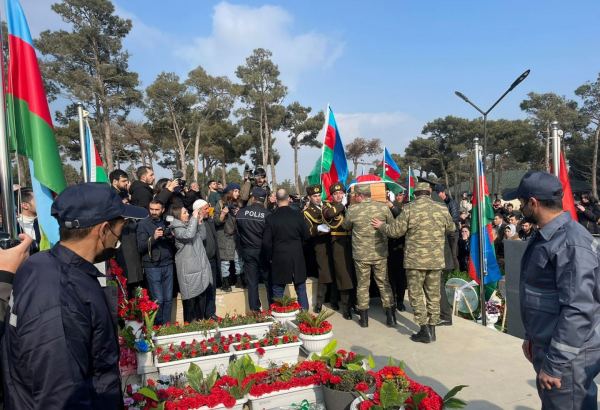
[114,240,121,250]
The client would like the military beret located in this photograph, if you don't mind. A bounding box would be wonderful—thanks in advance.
[355,184,371,195]
[415,182,431,191]
[329,182,344,195]
[306,184,322,196]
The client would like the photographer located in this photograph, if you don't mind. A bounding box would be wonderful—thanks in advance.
[170,205,213,322]
[214,183,243,291]
[154,177,184,209]
[136,200,175,325]
[241,166,271,206]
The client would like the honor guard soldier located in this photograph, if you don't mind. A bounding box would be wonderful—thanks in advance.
[323,182,355,320]
[304,184,335,313]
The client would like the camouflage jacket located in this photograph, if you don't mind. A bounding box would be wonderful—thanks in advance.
[378,195,454,269]
[343,199,394,261]
[323,201,350,236]
[304,202,328,237]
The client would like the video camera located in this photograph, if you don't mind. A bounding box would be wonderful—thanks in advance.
[161,215,175,238]
[172,171,186,193]
[0,232,20,250]
[244,165,267,182]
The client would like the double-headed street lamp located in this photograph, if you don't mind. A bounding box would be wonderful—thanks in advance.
[455,69,530,161]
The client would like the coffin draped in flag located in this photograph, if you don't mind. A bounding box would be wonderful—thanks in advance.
[321,106,348,197]
[84,119,108,183]
[6,0,66,247]
[467,159,502,285]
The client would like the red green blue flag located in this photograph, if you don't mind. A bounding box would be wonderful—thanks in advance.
[468,159,501,285]
[6,0,66,247]
[381,148,403,195]
[84,119,108,183]
[407,166,417,201]
[309,105,348,199]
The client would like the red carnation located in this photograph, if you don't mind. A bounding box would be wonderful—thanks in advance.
[256,347,266,357]
[355,381,369,392]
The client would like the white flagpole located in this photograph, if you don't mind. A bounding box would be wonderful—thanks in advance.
[551,121,560,177]
[78,103,88,183]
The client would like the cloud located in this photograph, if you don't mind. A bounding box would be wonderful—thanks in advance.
[175,2,344,89]
[273,111,422,182]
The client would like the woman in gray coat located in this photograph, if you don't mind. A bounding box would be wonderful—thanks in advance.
[170,205,213,321]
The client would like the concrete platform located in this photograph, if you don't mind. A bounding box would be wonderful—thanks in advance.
[327,299,600,410]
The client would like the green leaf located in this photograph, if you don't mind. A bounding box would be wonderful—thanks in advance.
[386,357,398,367]
[186,363,204,393]
[347,363,362,371]
[321,339,337,357]
[206,368,218,390]
[329,355,337,368]
[444,398,468,408]
[443,385,468,402]
[310,352,320,360]
[155,403,165,410]
[367,354,376,369]
[411,392,427,409]
[137,386,158,402]
[379,381,402,408]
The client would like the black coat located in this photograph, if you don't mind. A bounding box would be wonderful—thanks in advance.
[116,220,144,284]
[577,202,600,235]
[129,180,153,209]
[262,206,310,285]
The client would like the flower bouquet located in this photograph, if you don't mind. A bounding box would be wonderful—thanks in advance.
[270,295,301,323]
[484,300,503,329]
[295,310,334,354]
[217,311,274,339]
[154,319,219,346]
[351,360,466,410]
[244,361,328,410]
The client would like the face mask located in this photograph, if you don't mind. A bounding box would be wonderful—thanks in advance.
[93,229,122,263]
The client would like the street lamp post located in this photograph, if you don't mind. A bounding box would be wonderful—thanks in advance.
[455,69,530,162]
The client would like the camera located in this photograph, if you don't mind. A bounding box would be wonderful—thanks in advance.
[244,165,267,182]
[162,216,175,238]
[172,171,186,192]
[0,232,20,250]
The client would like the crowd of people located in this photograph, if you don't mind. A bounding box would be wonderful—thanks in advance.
[0,167,600,408]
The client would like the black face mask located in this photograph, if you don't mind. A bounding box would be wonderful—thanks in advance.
[93,227,122,264]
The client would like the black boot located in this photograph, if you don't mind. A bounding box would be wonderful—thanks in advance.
[396,300,406,312]
[234,275,243,289]
[313,304,322,314]
[343,308,352,320]
[221,276,232,292]
[385,308,397,327]
[410,325,432,343]
[358,309,369,328]
[330,302,340,311]
[428,325,436,342]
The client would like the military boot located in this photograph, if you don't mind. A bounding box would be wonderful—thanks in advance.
[343,307,352,320]
[358,309,369,328]
[385,308,397,327]
[410,325,432,343]
[428,325,436,342]
[221,276,232,293]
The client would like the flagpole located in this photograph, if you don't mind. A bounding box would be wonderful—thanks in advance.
[0,6,17,238]
[551,121,560,178]
[382,147,386,179]
[78,103,88,183]
[474,137,487,326]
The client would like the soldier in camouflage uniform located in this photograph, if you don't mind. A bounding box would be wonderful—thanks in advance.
[342,184,396,328]
[372,182,454,343]
[323,182,355,320]
[304,184,335,313]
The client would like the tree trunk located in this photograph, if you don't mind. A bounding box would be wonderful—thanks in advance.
[545,124,551,172]
[592,126,599,198]
[194,125,201,183]
[102,113,113,171]
[353,160,358,178]
[263,102,270,169]
[170,110,187,180]
[259,104,266,168]
[294,141,300,195]
[220,163,227,186]
[270,152,277,189]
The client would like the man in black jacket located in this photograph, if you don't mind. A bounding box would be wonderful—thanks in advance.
[263,189,310,310]
[130,166,155,209]
[136,200,175,325]
[2,183,147,409]
[236,187,271,312]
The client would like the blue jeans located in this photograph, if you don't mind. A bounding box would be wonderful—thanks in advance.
[220,251,243,278]
[272,282,309,311]
[145,265,173,325]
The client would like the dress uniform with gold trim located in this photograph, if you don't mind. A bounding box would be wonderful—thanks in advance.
[322,182,355,319]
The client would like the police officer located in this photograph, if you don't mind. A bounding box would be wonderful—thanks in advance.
[505,171,600,409]
[323,182,355,320]
[372,182,454,343]
[2,183,148,408]
[343,183,395,328]
[236,187,271,312]
[304,184,335,313]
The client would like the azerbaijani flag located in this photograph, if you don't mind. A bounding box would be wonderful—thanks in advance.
[84,119,108,183]
[468,158,501,286]
[382,148,403,195]
[320,106,348,198]
[6,0,66,247]
[407,166,417,201]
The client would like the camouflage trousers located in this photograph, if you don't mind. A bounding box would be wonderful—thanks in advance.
[406,269,442,325]
[354,259,393,310]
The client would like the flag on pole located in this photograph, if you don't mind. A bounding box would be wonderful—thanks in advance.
[6,0,66,247]
[84,118,108,183]
[381,148,403,195]
[321,106,348,198]
[467,158,502,285]
[554,152,578,221]
[407,166,417,201]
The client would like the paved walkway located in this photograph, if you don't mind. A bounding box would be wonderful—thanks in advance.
[327,299,600,410]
